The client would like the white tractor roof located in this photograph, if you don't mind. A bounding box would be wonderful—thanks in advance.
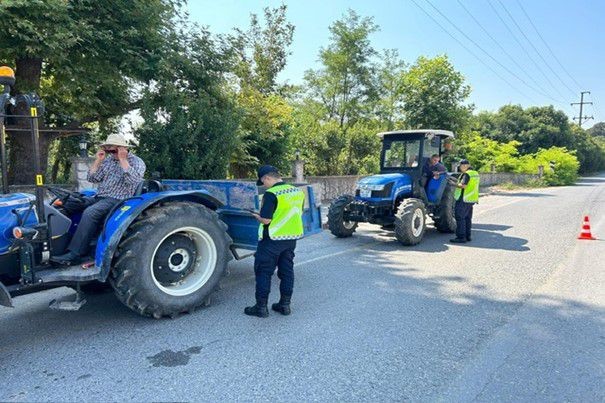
[377,129,455,138]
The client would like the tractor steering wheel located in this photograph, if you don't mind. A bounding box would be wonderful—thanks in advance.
[46,186,85,205]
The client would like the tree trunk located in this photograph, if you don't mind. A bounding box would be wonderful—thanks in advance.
[7,57,53,185]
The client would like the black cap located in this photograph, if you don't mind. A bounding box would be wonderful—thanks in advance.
[459,159,470,165]
[257,165,279,186]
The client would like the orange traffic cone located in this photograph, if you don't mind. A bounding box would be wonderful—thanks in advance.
[578,216,596,240]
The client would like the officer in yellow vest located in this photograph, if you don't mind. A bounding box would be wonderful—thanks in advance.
[245,165,305,318]
[450,159,480,243]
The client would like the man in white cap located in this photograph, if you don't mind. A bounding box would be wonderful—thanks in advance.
[51,134,146,265]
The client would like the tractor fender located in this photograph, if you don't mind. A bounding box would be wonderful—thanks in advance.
[0,281,12,308]
[94,191,223,281]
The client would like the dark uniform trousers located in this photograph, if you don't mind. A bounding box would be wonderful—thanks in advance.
[254,238,296,301]
[454,199,474,240]
[66,196,120,256]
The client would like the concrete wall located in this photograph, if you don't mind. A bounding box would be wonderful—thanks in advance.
[12,154,538,203]
[306,173,540,201]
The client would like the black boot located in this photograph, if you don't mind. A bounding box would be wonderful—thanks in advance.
[50,251,82,265]
[244,298,269,318]
[271,295,291,316]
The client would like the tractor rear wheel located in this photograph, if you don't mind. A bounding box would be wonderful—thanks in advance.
[394,198,426,245]
[327,195,358,238]
[433,184,457,233]
[109,202,232,318]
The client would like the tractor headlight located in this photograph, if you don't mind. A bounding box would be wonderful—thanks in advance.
[357,184,385,192]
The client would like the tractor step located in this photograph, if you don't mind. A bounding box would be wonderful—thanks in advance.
[36,261,101,283]
[49,292,87,311]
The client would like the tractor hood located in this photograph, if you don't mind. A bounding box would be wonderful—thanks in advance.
[358,173,410,186]
[356,173,413,200]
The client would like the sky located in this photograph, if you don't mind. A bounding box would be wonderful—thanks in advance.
[187,0,604,128]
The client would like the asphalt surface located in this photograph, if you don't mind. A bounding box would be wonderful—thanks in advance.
[1,175,604,402]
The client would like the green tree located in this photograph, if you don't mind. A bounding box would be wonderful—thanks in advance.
[304,9,378,130]
[229,5,295,177]
[301,10,380,174]
[375,49,407,131]
[401,55,472,133]
[135,28,240,179]
[588,122,605,137]
[0,0,180,184]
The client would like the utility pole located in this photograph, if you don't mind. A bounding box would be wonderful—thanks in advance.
[571,91,594,127]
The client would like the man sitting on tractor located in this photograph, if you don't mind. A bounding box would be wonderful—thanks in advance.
[422,154,447,185]
[51,134,146,265]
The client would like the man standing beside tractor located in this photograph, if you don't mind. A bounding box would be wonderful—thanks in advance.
[245,165,305,318]
[450,159,480,244]
[51,134,146,265]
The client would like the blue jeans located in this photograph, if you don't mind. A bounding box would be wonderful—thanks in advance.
[454,200,474,240]
[254,239,296,301]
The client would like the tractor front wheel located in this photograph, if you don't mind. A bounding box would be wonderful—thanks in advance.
[110,202,232,318]
[327,195,358,238]
[394,198,426,246]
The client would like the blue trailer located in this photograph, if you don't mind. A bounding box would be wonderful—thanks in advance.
[0,66,322,318]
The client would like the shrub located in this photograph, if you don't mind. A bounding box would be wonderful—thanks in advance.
[517,147,579,185]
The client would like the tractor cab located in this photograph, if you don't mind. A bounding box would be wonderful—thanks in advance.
[328,129,457,246]
[377,129,454,203]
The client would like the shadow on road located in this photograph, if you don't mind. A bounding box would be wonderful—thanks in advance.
[0,231,601,401]
[358,222,529,253]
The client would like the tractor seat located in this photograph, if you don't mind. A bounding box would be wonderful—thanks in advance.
[133,180,165,196]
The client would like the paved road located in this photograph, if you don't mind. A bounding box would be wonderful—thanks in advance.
[1,175,604,402]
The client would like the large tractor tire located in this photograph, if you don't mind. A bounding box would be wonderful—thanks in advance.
[394,198,427,246]
[327,195,358,238]
[433,184,457,233]
[109,201,232,318]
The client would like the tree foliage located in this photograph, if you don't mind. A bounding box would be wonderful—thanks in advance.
[402,55,473,133]
[135,28,239,179]
[229,5,295,178]
[0,0,181,184]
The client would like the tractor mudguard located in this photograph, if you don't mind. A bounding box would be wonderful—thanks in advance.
[0,281,12,307]
[94,190,223,281]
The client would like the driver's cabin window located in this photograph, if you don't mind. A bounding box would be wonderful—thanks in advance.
[384,141,420,168]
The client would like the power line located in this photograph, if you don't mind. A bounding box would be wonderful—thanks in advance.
[498,0,576,97]
[514,0,583,91]
[487,0,567,102]
[408,0,535,102]
[455,0,553,100]
[571,91,593,127]
[422,0,562,104]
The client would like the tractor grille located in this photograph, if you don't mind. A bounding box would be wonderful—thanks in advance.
[371,182,393,198]
[356,182,394,198]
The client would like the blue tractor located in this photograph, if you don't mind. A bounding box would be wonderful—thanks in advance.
[327,130,457,245]
[0,67,322,317]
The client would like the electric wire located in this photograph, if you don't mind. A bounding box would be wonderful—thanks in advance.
[409,0,536,103]
[497,0,576,97]
[455,0,553,100]
[423,0,563,105]
[487,0,567,102]
[514,0,583,92]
